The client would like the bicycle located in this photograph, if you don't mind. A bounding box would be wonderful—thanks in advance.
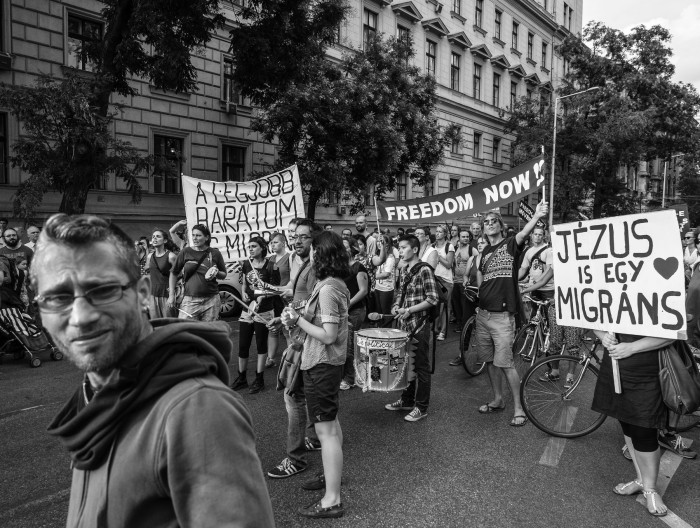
[520,335,606,438]
[459,314,486,376]
[512,295,553,380]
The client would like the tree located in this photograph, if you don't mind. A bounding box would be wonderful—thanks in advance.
[505,22,700,221]
[230,22,456,219]
[0,76,150,218]
[5,0,224,216]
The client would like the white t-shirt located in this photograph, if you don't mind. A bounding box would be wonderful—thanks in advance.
[433,242,454,284]
[375,254,396,292]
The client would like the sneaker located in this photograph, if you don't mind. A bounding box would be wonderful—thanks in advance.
[301,471,326,491]
[564,376,575,389]
[249,377,265,394]
[622,444,633,461]
[437,332,445,341]
[265,358,276,369]
[538,371,560,382]
[304,437,322,451]
[658,433,697,459]
[230,374,248,391]
[448,356,462,366]
[267,457,307,479]
[404,407,428,422]
[339,380,354,390]
[385,399,413,411]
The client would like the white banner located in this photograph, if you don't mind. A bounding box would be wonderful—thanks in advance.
[551,210,686,340]
[182,165,305,261]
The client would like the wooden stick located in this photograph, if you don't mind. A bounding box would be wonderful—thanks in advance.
[607,331,622,394]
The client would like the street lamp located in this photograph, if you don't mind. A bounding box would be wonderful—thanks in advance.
[549,86,601,228]
[662,153,684,208]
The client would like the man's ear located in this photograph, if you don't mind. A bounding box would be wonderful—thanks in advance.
[137,275,152,304]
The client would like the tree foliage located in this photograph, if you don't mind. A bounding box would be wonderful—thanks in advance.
[0,76,150,218]
[505,22,700,221]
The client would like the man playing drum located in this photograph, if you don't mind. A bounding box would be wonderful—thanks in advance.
[384,234,440,422]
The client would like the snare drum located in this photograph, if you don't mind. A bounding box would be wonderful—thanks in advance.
[354,328,415,392]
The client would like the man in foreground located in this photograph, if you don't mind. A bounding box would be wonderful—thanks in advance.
[32,214,274,528]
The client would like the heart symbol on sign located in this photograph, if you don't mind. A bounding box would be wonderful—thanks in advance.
[653,257,678,280]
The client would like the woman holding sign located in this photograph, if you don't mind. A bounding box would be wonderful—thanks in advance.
[591,332,675,517]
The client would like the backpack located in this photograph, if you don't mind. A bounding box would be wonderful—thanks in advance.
[401,261,448,323]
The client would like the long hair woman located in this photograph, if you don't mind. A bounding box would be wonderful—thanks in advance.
[146,229,178,318]
[282,230,350,519]
[374,234,396,316]
[168,223,226,321]
[340,236,369,391]
[432,224,455,341]
[231,236,274,394]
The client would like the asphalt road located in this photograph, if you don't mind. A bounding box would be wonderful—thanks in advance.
[1,320,698,528]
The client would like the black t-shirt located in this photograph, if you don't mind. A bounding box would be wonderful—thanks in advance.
[478,237,524,313]
[171,247,226,298]
[242,259,274,312]
[344,261,368,311]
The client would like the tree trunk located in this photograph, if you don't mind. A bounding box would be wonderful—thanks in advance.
[306,192,319,221]
[59,184,91,215]
[592,172,604,219]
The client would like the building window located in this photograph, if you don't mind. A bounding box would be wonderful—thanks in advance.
[449,178,460,191]
[543,0,548,10]
[451,127,461,154]
[153,135,183,194]
[396,175,407,200]
[223,57,243,104]
[527,32,534,60]
[452,0,461,17]
[222,145,246,182]
[450,53,460,91]
[493,137,501,163]
[563,3,572,30]
[67,14,103,71]
[541,41,548,66]
[473,63,481,100]
[474,0,483,28]
[563,58,570,74]
[0,113,7,184]
[397,25,410,45]
[493,73,501,106]
[426,40,437,77]
[510,81,517,108]
[526,88,533,100]
[473,132,482,159]
[494,10,502,40]
[424,176,434,197]
[511,21,519,49]
[363,9,377,49]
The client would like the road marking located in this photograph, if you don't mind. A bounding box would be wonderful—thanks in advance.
[634,439,694,527]
[0,488,71,520]
[0,404,47,420]
[539,407,577,467]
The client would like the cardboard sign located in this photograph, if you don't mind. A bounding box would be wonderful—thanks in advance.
[551,210,686,340]
[377,155,545,223]
[669,203,690,234]
[181,165,305,261]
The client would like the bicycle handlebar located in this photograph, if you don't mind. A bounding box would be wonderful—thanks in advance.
[522,295,553,306]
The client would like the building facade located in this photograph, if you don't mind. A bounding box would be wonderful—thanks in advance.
[0,0,582,236]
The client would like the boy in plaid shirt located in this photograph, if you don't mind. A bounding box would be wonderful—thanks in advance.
[384,234,439,422]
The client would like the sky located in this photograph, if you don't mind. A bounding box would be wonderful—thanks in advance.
[582,0,700,91]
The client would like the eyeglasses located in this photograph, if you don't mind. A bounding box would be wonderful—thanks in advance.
[35,280,137,313]
[295,234,312,242]
[684,236,693,240]
[483,219,500,226]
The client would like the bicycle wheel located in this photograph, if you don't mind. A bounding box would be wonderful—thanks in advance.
[520,354,607,438]
[460,316,485,376]
[513,323,539,380]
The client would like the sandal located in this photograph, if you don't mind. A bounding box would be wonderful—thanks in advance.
[642,490,667,517]
[613,479,642,496]
[478,403,506,414]
[510,414,528,427]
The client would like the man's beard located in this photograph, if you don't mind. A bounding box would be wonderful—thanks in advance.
[3,240,19,249]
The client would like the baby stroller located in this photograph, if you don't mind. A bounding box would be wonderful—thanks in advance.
[0,307,63,368]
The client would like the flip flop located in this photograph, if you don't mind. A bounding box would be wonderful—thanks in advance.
[510,414,529,427]
[478,403,506,414]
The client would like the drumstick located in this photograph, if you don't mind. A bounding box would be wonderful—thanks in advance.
[228,293,271,325]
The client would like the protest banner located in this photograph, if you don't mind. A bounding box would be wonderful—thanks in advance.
[551,210,686,340]
[518,200,547,229]
[377,155,545,223]
[669,203,690,234]
[181,165,304,261]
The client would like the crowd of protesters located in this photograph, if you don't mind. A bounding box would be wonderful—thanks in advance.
[2,211,698,523]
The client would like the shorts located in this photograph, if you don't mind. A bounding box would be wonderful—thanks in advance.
[474,309,516,368]
[303,363,344,423]
[179,295,221,322]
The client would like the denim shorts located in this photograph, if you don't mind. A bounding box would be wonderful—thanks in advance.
[474,309,516,368]
[303,363,344,423]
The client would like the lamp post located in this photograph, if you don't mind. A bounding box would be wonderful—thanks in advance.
[549,86,601,228]
[662,153,684,208]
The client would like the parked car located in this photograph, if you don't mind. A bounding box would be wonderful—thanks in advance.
[218,262,244,319]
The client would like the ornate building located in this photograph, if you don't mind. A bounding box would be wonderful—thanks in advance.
[0,0,582,236]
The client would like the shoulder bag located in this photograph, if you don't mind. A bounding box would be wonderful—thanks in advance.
[659,340,700,417]
[177,249,210,306]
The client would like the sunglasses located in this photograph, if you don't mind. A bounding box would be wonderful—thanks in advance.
[483,219,500,226]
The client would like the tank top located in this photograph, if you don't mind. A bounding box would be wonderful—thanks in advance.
[149,252,172,297]
[433,242,454,284]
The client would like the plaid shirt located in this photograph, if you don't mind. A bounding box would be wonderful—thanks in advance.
[394,262,439,334]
